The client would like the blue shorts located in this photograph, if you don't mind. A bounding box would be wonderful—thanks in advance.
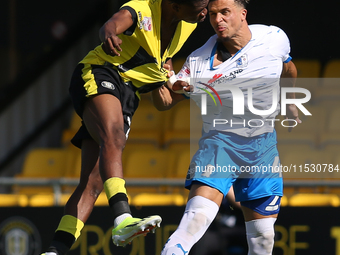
[185,130,283,202]
[241,195,281,215]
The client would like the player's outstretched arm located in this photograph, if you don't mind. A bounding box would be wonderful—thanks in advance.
[152,61,191,111]
[151,83,188,111]
[99,9,134,56]
[281,61,301,132]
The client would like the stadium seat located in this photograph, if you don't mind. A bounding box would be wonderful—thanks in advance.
[317,60,340,100]
[124,149,176,178]
[128,99,165,146]
[280,195,288,207]
[277,144,315,164]
[132,193,185,206]
[275,105,326,147]
[280,149,335,180]
[164,99,203,146]
[318,107,340,149]
[293,60,322,102]
[294,59,322,78]
[322,60,340,78]
[61,111,82,147]
[28,193,55,207]
[63,147,81,178]
[123,142,159,167]
[288,193,340,207]
[18,148,70,178]
[0,194,28,207]
[14,148,70,195]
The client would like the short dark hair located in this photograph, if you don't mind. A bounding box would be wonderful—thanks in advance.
[209,0,250,9]
[234,0,250,8]
[169,0,206,4]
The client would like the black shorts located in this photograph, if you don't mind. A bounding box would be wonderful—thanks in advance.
[69,63,140,148]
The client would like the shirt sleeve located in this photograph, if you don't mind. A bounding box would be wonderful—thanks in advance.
[176,57,191,81]
[269,26,292,63]
[119,6,138,36]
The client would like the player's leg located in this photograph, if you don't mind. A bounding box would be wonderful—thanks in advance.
[161,183,223,255]
[83,94,161,246]
[235,129,282,255]
[241,196,281,255]
[41,139,101,255]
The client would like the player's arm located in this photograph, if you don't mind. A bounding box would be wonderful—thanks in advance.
[151,80,189,111]
[99,9,135,56]
[152,59,191,111]
[281,60,301,131]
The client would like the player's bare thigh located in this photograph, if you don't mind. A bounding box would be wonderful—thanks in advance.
[82,94,125,144]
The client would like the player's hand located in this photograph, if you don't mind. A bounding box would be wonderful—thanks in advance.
[285,104,302,132]
[167,71,192,93]
[163,64,171,73]
[171,80,193,93]
[101,34,122,57]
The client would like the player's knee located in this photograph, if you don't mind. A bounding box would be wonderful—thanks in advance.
[245,218,276,255]
[101,127,127,151]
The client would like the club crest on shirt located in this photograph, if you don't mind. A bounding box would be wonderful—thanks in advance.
[101,81,115,90]
[236,54,248,68]
[141,17,152,31]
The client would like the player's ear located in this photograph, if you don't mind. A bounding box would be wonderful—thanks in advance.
[241,9,247,20]
[171,2,180,13]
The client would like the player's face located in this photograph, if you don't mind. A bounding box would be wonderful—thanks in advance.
[209,0,247,40]
[178,0,209,23]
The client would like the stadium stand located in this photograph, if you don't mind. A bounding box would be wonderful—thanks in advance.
[163,99,202,146]
[6,59,340,207]
[289,193,340,207]
[128,97,165,146]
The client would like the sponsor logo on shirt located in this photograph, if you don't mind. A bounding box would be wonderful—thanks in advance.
[142,17,152,31]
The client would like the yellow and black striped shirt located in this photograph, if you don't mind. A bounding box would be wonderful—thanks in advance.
[80,0,197,95]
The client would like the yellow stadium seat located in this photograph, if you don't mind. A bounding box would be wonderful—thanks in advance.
[322,60,340,78]
[128,99,165,146]
[94,192,109,206]
[173,149,191,179]
[132,193,185,206]
[124,149,176,178]
[164,99,203,146]
[63,147,81,178]
[14,148,70,194]
[123,142,159,167]
[294,59,322,78]
[318,60,340,95]
[29,193,55,207]
[318,108,340,149]
[293,60,322,102]
[18,149,69,178]
[166,143,199,178]
[277,144,314,164]
[0,194,28,207]
[280,149,335,179]
[61,111,82,147]
[280,195,288,207]
[275,105,326,147]
[289,193,340,207]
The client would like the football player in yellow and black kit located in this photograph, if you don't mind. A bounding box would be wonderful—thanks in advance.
[41,0,208,254]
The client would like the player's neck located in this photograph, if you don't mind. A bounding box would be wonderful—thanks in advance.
[161,0,180,28]
[222,26,251,56]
